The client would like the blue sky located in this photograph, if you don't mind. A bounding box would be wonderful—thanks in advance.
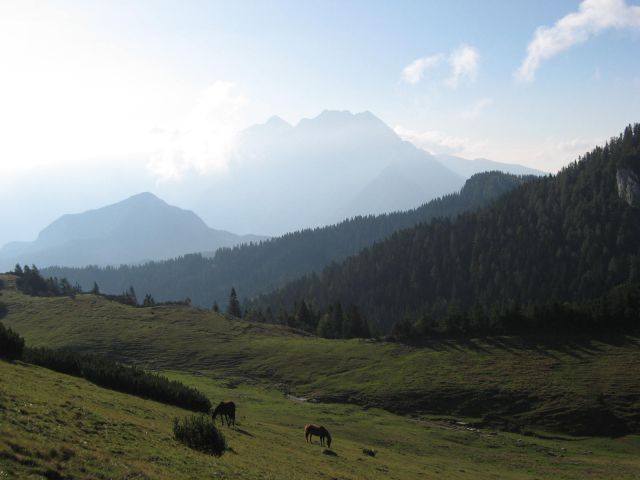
[1,0,639,176]
[0,0,639,227]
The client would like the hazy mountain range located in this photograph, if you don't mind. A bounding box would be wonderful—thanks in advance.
[192,110,545,233]
[2,110,545,270]
[43,171,533,307]
[435,154,546,178]
[0,193,264,271]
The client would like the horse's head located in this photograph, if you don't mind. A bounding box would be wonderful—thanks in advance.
[324,428,332,448]
[211,402,224,421]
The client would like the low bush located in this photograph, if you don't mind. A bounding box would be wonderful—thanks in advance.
[23,348,211,412]
[173,414,227,456]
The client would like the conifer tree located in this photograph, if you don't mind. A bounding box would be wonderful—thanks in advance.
[226,287,242,318]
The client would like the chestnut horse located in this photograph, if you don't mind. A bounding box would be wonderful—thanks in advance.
[304,424,332,448]
[211,401,236,426]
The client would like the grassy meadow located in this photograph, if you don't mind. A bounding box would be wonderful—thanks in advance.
[2,286,639,435]
[2,360,640,480]
[2,278,640,478]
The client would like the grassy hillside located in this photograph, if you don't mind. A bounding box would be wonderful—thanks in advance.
[2,285,640,437]
[2,360,640,480]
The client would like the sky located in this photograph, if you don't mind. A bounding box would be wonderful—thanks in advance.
[1,0,640,242]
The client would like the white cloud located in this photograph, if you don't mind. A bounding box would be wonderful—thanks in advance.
[446,45,479,88]
[461,97,494,120]
[516,0,640,82]
[401,45,479,89]
[402,54,443,84]
[147,81,248,182]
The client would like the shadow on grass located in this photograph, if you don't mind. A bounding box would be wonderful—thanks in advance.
[398,334,640,359]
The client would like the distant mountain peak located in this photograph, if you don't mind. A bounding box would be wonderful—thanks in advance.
[264,115,291,129]
[124,191,165,204]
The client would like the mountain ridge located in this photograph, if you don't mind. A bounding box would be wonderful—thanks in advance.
[0,192,265,270]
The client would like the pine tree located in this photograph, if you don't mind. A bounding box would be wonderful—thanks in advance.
[226,287,242,318]
[212,301,220,313]
[296,300,312,328]
[91,282,100,295]
[128,286,137,305]
[143,294,155,307]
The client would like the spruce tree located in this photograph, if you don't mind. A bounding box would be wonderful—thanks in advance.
[226,287,242,318]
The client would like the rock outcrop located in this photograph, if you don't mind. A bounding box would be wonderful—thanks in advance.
[617,167,640,208]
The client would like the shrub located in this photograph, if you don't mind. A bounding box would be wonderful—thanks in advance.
[0,322,24,360]
[23,348,211,412]
[0,302,8,319]
[173,414,227,456]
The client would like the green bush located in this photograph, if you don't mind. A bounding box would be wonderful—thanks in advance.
[0,322,24,360]
[173,414,227,456]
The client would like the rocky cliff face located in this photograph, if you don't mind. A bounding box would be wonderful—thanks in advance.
[617,167,640,208]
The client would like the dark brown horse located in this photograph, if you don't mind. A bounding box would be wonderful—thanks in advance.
[211,401,236,426]
[304,424,332,448]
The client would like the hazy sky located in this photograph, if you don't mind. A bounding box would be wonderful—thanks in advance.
[1,0,640,242]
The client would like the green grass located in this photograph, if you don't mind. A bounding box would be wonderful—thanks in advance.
[2,286,639,436]
[2,360,640,479]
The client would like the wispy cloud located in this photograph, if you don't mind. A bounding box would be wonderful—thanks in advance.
[394,125,488,157]
[401,44,479,88]
[147,81,248,181]
[516,0,640,82]
[402,54,443,84]
[461,97,494,120]
[446,44,479,88]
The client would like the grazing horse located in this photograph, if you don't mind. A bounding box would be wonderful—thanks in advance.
[304,424,332,448]
[211,401,236,426]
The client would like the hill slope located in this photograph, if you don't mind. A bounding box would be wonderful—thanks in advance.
[43,172,532,307]
[0,192,264,270]
[4,360,640,480]
[2,286,640,437]
[255,125,640,330]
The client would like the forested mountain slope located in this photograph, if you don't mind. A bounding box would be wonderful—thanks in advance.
[43,172,532,307]
[255,125,640,331]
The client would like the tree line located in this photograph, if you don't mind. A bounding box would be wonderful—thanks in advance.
[10,264,189,308]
